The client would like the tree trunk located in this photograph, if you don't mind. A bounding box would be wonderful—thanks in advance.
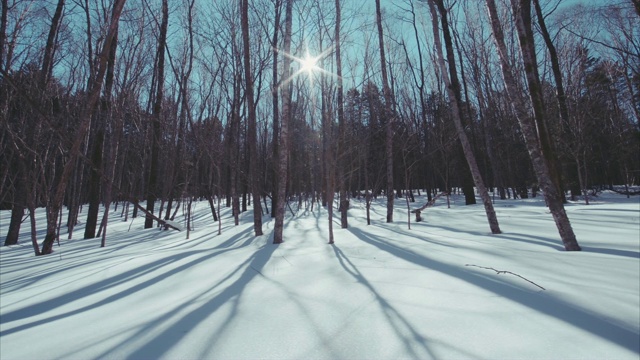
[336,0,348,230]
[145,0,167,229]
[429,0,501,234]
[84,128,104,239]
[511,0,580,250]
[533,0,568,203]
[273,0,292,244]
[241,0,263,236]
[323,80,335,244]
[41,0,65,86]
[99,18,120,247]
[485,0,580,250]
[270,0,281,218]
[375,0,394,223]
[0,0,8,71]
[4,202,23,246]
[41,0,127,255]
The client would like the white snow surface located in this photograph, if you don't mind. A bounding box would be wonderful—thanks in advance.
[1,192,639,359]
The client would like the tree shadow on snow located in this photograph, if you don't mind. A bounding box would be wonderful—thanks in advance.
[94,238,279,359]
[331,244,470,359]
[347,226,640,355]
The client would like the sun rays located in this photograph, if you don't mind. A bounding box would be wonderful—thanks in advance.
[276,45,340,89]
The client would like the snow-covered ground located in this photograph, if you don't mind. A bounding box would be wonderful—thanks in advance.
[1,192,639,359]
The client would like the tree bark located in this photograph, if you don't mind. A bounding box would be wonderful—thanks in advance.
[0,0,8,71]
[375,0,394,223]
[41,0,65,86]
[485,0,580,250]
[532,0,568,203]
[336,0,348,230]
[241,0,263,236]
[429,0,501,234]
[41,0,127,255]
[4,202,23,246]
[145,0,168,229]
[99,14,120,248]
[273,0,293,244]
[83,128,104,239]
[270,0,282,218]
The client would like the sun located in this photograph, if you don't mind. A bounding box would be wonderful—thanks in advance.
[275,45,339,89]
[300,51,319,75]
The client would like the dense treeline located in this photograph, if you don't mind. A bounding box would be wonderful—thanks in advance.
[1,0,638,253]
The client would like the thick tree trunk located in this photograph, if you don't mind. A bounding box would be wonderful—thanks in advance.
[241,0,263,236]
[486,0,580,250]
[273,0,292,244]
[4,202,23,246]
[375,0,394,223]
[84,129,104,239]
[429,0,501,234]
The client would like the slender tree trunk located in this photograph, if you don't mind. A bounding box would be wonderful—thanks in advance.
[335,0,348,230]
[429,0,501,234]
[273,0,292,244]
[375,0,394,223]
[323,81,335,244]
[533,0,568,203]
[41,0,65,86]
[512,0,579,249]
[0,0,8,71]
[99,19,120,247]
[486,0,580,250]
[241,0,263,236]
[270,0,282,218]
[41,0,127,255]
[145,0,168,229]
[28,205,40,256]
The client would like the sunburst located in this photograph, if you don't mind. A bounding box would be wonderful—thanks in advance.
[276,45,339,89]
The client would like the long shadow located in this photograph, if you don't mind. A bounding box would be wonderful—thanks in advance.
[0,233,261,336]
[1,250,204,333]
[409,221,567,251]
[118,241,279,359]
[348,226,640,355]
[579,246,640,259]
[332,244,439,359]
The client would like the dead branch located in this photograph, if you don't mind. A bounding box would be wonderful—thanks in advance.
[411,191,448,222]
[465,264,546,290]
[131,199,181,231]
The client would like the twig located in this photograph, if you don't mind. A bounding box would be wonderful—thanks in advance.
[465,264,546,290]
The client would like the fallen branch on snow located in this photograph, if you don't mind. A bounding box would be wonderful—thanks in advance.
[465,264,546,290]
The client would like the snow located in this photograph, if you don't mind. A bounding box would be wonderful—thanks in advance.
[1,192,639,359]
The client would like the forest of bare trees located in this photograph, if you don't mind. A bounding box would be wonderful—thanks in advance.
[1,0,638,254]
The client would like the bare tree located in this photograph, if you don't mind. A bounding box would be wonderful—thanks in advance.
[427,0,501,234]
[0,0,7,71]
[375,0,395,223]
[241,0,264,236]
[273,0,293,244]
[41,0,127,255]
[145,0,168,229]
[336,0,348,230]
[486,0,580,250]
